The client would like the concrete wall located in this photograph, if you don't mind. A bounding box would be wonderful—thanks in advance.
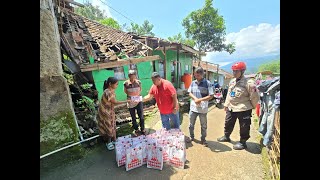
[40,0,80,156]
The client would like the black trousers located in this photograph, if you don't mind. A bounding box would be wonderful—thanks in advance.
[129,102,144,131]
[224,109,252,142]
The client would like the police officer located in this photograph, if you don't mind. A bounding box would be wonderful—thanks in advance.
[217,62,259,150]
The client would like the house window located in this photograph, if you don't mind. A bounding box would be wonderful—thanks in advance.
[159,61,165,78]
[129,64,139,79]
[114,66,125,80]
[171,62,175,83]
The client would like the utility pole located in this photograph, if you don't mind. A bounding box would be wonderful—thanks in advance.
[216,64,219,83]
[206,61,209,79]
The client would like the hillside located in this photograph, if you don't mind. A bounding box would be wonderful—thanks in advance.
[221,54,280,74]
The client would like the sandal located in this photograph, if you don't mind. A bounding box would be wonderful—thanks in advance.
[106,142,114,150]
[141,130,147,135]
[132,130,140,137]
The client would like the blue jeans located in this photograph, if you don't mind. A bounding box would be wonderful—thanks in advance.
[259,92,277,147]
[160,112,180,130]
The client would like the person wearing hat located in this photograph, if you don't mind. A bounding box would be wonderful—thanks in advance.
[143,72,180,130]
[124,69,145,136]
[217,62,259,150]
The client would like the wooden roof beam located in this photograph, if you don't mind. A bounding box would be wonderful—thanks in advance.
[80,55,160,72]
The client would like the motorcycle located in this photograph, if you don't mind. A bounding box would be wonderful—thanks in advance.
[213,88,224,105]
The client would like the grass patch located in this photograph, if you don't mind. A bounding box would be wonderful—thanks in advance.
[257,134,273,180]
[40,144,87,174]
[117,123,134,137]
[117,109,157,137]
[253,112,273,180]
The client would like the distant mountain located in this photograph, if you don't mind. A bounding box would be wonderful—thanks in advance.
[220,54,280,74]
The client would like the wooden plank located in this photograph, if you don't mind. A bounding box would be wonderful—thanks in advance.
[155,46,176,51]
[206,61,209,79]
[80,55,160,72]
[163,46,166,80]
[181,44,206,56]
[177,45,180,86]
[132,39,153,50]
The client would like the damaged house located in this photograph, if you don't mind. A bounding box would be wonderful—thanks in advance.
[47,0,203,148]
[193,60,233,88]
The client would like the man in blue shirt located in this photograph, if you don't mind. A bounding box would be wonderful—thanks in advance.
[186,67,214,146]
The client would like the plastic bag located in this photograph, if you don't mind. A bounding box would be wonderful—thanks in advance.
[147,144,163,170]
[169,146,185,169]
[115,144,130,167]
[125,145,143,171]
[117,134,131,141]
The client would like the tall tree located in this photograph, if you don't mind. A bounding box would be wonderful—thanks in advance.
[74,2,106,21]
[182,0,235,55]
[99,18,121,30]
[128,20,155,36]
[167,33,196,47]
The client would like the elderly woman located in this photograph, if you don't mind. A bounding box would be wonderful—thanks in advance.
[97,77,127,150]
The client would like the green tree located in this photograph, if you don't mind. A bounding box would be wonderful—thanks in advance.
[182,0,235,55]
[258,60,280,73]
[74,2,106,21]
[167,33,196,48]
[121,23,129,31]
[128,20,155,36]
[99,18,121,30]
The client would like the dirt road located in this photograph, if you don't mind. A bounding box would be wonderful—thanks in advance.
[40,106,264,180]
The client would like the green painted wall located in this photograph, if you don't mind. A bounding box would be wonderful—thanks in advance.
[90,57,154,101]
[153,50,193,88]
[90,50,193,101]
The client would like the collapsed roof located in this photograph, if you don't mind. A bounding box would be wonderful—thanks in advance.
[57,8,150,65]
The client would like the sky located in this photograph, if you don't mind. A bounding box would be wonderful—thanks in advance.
[75,0,280,66]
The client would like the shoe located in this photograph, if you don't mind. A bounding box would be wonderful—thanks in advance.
[217,135,231,142]
[201,140,208,147]
[186,137,194,143]
[233,141,247,150]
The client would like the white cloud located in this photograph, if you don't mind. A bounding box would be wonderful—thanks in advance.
[202,23,280,66]
[91,0,113,18]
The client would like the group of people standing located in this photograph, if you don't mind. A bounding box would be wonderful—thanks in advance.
[97,61,259,151]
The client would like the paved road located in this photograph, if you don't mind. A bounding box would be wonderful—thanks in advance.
[40,106,264,180]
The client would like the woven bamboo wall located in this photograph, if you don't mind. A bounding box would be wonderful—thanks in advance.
[268,110,280,179]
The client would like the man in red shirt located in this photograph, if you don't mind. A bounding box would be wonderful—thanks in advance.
[143,72,180,130]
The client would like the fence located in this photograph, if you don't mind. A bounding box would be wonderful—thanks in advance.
[267,110,280,179]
